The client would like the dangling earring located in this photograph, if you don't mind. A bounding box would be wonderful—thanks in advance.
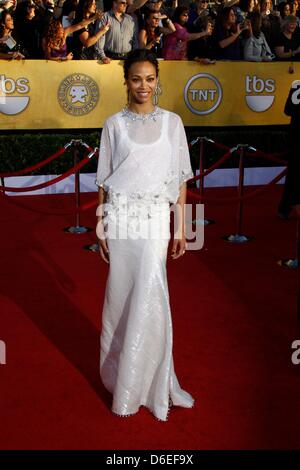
[153,77,162,106]
[127,89,131,107]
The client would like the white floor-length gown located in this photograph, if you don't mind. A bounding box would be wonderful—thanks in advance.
[96,107,194,421]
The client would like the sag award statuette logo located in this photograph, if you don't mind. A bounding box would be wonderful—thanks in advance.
[58,73,99,116]
[184,73,222,115]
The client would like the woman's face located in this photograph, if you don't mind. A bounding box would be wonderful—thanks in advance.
[248,0,254,11]
[262,0,272,12]
[284,4,291,16]
[57,24,65,39]
[179,11,189,25]
[291,2,298,14]
[126,61,157,106]
[286,20,298,33]
[4,14,14,31]
[147,13,160,28]
[88,0,97,14]
[227,9,236,25]
[198,0,208,11]
[27,6,36,19]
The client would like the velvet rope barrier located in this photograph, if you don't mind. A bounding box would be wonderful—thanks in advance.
[208,138,287,161]
[0,143,70,178]
[0,149,97,193]
[188,148,237,183]
[187,167,287,204]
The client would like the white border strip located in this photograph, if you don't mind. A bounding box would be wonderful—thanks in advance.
[1,168,285,196]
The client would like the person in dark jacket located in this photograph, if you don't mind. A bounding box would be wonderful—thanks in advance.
[278,81,300,218]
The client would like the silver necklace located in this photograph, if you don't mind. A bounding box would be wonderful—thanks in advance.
[121,106,162,123]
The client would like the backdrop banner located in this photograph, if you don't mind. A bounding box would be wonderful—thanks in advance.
[0,60,296,129]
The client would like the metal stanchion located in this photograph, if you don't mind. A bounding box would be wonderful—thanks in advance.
[297,260,300,338]
[64,140,92,234]
[0,177,5,195]
[223,144,253,243]
[278,218,299,269]
[192,137,215,227]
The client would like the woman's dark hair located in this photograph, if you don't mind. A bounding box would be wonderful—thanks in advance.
[123,49,159,79]
[75,0,95,22]
[277,1,290,18]
[172,6,189,25]
[0,11,12,37]
[217,6,237,33]
[248,11,262,38]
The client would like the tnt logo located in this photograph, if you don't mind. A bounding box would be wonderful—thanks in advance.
[290,80,300,104]
[184,73,222,115]
[0,340,6,365]
[245,75,275,112]
[0,74,30,115]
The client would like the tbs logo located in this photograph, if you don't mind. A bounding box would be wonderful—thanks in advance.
[0,74,30,115]
[245,75,275,112]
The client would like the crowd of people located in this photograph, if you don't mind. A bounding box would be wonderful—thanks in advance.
[0,0,300,61]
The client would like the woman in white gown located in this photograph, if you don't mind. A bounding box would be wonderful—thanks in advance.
[96,49,194,421]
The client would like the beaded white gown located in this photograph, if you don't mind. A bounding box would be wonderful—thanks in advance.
[96,107,194,421]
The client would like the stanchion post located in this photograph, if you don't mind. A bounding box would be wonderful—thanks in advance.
[0,177,5,196]
[199,137,204,201]
[64,140,92,234]
[236,144,246,236]
[192,137,215,227]
[223,144,252,243]
[74,142,81,229]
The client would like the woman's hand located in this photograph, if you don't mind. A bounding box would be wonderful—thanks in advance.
[100,23,110,34]
[95,10,104,21]
[97,219,109,264]
[171,237,186,259]
[205,22,213,36]
[8,51,25,60]
[66,52,73,60]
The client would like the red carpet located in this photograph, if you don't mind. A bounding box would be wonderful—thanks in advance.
[0,186,299,450]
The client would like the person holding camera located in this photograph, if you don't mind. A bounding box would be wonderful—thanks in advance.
[213,6,248,60]
[0,11,25,59]
[139,8,175,56]
[162,6,212,60]
[42,10,101,60]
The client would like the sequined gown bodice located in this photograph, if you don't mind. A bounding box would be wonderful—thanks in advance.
[95,107,194,421]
